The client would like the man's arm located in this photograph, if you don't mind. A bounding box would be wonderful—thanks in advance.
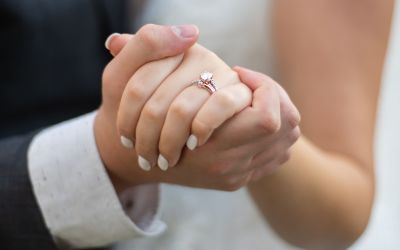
[0,114,166,250]
[0,133,57,250]
[0,25,199,249]
[248,0,394,249]
[28,113,166,249]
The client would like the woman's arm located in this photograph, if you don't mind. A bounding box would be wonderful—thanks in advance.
[248,0,394,249]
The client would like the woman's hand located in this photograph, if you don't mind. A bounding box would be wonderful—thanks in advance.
[161,67,301,191]
[116,43,252,171]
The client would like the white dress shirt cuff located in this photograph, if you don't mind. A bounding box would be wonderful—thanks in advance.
[28,112,166,248]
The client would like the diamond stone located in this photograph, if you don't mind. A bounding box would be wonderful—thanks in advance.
[200,72,213,81]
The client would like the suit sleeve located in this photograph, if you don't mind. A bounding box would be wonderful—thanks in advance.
[0,112,166,249]
[28,112,165,249]
[0,132,57,250]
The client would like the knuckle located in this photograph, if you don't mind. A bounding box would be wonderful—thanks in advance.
[214,90,236,108]
[170,100,193,119]
[137,24,160,51]
[258,112,281,134]
[102,64,114,87]
[206,163,228,177]
[140,23,158,32]
[126,84,146,101]
[287,108,301,129]
[288,127,301,144]
[221,177,245,192]
[142,102,163,121]
[205,50,219,62]
[192,119,213,138]
[226,70,240,83]
[102,64,123,100]
[192,44,220,63]
[222,185,241,192]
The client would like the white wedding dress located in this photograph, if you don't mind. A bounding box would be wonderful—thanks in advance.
[115,1,400,249]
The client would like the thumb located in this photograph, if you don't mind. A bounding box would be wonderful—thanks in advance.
[233,66,280,111]
[105,25,199,57]
[211,66,281,148]
[103,24,199,92]
[234,66,300,129]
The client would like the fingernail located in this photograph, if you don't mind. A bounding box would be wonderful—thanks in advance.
[105,33,120,50]
[186,134,198,150]
[157,155,169,171]
[138,156,151,171]
[171,25,198,39]
[120,136,134,149]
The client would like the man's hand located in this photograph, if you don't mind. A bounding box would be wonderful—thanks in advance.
[97,26,300,192]
[95,24,200,191]
[161,67,301,191]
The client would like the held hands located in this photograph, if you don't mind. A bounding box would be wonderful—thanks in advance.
[95,24,300,192]
[116,43,251,171]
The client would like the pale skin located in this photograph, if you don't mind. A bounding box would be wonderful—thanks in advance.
[248,0,394,249]
[96,24,300,193]
[95,0,393,248]
[116,43,253,171]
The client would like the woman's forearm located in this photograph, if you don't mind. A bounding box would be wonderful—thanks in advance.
[253,0,394,248]
[248,136,374,250]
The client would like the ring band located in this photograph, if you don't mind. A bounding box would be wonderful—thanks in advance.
[192,71,218,94]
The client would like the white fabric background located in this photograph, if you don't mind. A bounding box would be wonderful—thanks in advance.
[116,0,400,249]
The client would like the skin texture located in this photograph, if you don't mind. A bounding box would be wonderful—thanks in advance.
[96,24,300,193]
[116,44,252,170]
[248,0,394,249]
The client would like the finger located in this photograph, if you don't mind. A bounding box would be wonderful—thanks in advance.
[190,83,252,148]
[103,24,199,107]
[220,170,254,191]
[248,127,301,179]
[156,87,209,170]
[136,45,232,171]
[117,54,184,151]
[275,83,301,129]
[157,70,239,170]
[105,33,133,56]
[234,67,280,117]
[210,67,282,149]
[250,150,291,182]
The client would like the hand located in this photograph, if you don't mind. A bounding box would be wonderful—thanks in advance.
[94,24,199,191]
[234,68,302,182]
[116,43,252,171]
[100,26,300,192]
[161,67,301,190]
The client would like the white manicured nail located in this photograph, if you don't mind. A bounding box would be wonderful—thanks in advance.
[120,136,134,149]
[138,156,151,171]
[104,33,120,50]
[157,155,169,171]
[186,134,198,150]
